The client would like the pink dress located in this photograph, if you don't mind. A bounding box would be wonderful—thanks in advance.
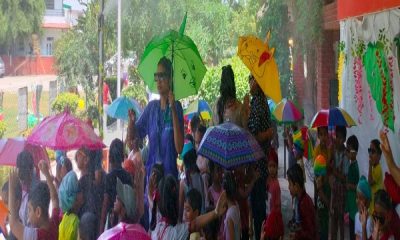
[208,185,222,207]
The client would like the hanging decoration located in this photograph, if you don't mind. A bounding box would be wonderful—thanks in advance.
[363,34,395,131]
[351,40,366,124]
[337,41,345,102]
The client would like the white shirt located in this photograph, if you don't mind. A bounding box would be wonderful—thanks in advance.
[354,212,373,239]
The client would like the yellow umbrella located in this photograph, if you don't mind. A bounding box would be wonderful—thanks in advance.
[237,32,282,103]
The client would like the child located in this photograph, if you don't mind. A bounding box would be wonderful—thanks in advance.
[355,176,373,240]
[370,189,400,240]
[58,171,83,240]
[207,161,223,207]
[222,171,241,240]
[368,139,383,213]
[148,163,164,231]
[287,164,316,240]
[184,189,202,240]
[9,160,61,239]
[314,155,330,240]
[79,212,97,240]
[346,135,360,240]
[1,180,22,240]
[263,149,284,240]
[329,126,348,240]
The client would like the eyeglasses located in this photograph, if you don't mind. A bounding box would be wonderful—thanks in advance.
[368,148,377,155]
[154,72,169,82]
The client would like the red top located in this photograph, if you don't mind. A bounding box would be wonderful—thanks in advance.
[103,83,110,104]
[295,191,317,240]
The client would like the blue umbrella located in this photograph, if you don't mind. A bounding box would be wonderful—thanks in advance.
[197,122,264,169]
[267,99,276,112]
[106,96,142,121]
[184,99,212,120]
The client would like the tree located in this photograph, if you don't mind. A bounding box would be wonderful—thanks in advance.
[0,0,45,55]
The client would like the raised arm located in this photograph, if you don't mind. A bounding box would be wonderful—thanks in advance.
[38,160,58,209]
[379,130,400,186]
[169,91,184,154]
[8,170,24,240]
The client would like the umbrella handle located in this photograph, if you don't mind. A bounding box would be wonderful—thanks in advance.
[171,40,174,94]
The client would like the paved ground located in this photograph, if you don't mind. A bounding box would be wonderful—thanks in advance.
[0,75,56,92]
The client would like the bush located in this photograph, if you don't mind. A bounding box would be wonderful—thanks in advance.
[51,92,81,115]
[0,121,6,138]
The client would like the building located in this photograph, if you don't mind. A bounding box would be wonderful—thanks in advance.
[1,0,84,76]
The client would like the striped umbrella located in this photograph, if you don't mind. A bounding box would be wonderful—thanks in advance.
[272,99,303,123]
[310,107,356,128]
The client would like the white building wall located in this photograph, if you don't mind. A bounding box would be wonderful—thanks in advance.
[40,29,63,56]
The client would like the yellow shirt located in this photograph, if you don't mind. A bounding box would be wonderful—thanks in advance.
[59,213,79,240]
[369,163,383,212]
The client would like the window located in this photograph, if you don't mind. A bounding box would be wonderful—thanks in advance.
[46,37,54,56]
[45,0,54,9]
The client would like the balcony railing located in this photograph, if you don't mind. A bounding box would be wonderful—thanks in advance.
[45,9,64,16]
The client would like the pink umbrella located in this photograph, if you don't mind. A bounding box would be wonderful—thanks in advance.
[27,110,105,151]
[0,137,49,168]
[98,222,150,240]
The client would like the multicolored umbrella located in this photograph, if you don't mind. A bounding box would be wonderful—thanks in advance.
[292,126,314,161]
[237,32,282,103]
[27,110,105,151]
[197,122,264,169]
[267,99,276,112]
[0,137,49,167]
[184,99,212,120]
[310,107,356,128]
[272,99,303,123]
[138,14,206,100]
[107,96,142,121]
[98,223,150,240]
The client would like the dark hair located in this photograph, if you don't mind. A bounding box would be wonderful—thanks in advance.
[183,149,200,188]
[158,175,179,226]
[185,134,194,145]
[197,125,207,136]
[336,126,347,140]
[62,157,73,173]
[203,206,220,240]
[287,164,304,189]
[109,138,124,165]
[217,65,236,124]
[79,212,97,240]
[190,115,201,133]
[347,135,359,152]
[28,182,50,218]
[16,150,34,170]
[158,57,173,80]
[2,180,22,202]
[149,163,165,231]
[317,126,328,136]
[222,171,236,201]
[186,188,202,214]
[374,189,392,210]
[370,139,382,155]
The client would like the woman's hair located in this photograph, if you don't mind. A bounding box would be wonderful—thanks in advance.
[287,164,304,189]
[158,57,173,80]
[109,138,124,165]
[16,150,34,170]
[150,163,165,231]
[217,65,236,124]
[190,115,201,133]
[158,175,179,226]
[62,157,73,173]
[374,189,392,210]
[370,139,382,155]
[183,149,200,187]
[222,171,236,201]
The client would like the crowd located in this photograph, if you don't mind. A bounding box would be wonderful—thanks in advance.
[1,57,400,240]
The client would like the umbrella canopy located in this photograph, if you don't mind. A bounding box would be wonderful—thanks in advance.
[184,99,212,120]
[237,33,282,103]
[0,137,49,167]
[27,110,105,151]
[107,96,142,121]
[0,200,7,234]
[197,122,264,169]
[98,223,150,240]
[272,99,303,123]
[310,107,356,128]
[138,14,206,100]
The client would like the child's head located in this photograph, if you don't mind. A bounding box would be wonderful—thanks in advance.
[183,148,199,174]
[27,182,50,227]
[16,150,34,184]
[373,189,393,231]
[356,176,371,211]
[109,138,124,167]
[287,164,305,197]
[317,127,329,146]
[1,180,22,207]
[346,135,359,161]
[209,161,223,185]
[151,162,164,185]
[335,126,347,146]
[369,139,382,166]
[158,175,179,226]
[267,149,278,178]
[195,125,207,151]
[114,178,136,222]
[59,171,82,214]
[190,115,201,138]
[79,212,97,240]
[75,147,90,172]
[60,157,72,180]
[184,188,202,222]
[222,171,236,201]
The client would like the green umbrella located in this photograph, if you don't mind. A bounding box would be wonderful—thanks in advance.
[138,14,207,100]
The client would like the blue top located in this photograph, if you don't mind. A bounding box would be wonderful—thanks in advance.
[136,100,184,180]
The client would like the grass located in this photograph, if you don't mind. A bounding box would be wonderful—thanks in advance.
[3,91,49,138]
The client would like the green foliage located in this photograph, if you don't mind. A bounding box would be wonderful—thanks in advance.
[122,84,148,108]
[197,56,250,106]
[105,76,117,100]
[0,0,45,52]
[0,120,6,138]
[257,0,291,98]
[51,93,81,115]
